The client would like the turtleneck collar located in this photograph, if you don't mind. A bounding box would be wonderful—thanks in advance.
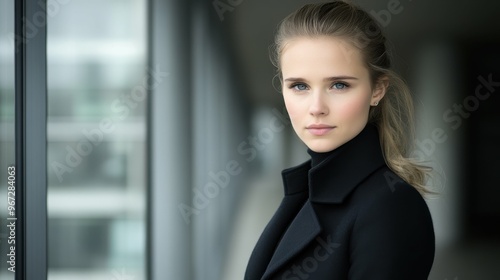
[307,143,346,168]
[307,149,332,168]
[280,123,386,203]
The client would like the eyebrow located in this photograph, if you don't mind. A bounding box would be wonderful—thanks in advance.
[284,76,358,82]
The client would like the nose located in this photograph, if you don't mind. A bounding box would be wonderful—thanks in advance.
[309,91,329,116]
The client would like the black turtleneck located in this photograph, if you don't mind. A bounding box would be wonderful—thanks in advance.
[306,137,349,168]
[307,148,334,168]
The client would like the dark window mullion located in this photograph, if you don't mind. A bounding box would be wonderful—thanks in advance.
[15,0,48,279]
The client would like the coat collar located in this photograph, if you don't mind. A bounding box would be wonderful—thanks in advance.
[281,123,386,204]
[261,200,321,280]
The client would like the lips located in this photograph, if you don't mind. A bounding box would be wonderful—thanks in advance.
[306,124,335,136]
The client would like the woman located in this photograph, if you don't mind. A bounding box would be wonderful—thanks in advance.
[245,1,435,279]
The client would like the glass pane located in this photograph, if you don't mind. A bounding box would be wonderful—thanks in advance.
[0,0,15,279]
[47,0,147,279]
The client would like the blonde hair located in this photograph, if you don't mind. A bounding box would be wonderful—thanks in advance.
[271,1,433,195]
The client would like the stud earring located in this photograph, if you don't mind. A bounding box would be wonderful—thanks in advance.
[373,102,378,106]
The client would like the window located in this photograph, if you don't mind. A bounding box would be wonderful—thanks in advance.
[46,1,147,279]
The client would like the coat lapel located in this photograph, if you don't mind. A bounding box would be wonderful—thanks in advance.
[261,200,321,279]
[245,161,311,280]
[245,192,309,280]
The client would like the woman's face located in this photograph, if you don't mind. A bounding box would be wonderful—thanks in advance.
[280,36,385,153]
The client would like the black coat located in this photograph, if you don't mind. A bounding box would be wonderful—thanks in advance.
[245,125,435,280]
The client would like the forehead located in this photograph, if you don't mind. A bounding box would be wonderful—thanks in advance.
[280,36,368,78]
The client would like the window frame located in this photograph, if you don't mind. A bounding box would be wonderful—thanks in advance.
[15,0,48,279]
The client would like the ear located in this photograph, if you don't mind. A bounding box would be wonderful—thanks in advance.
[371,76,388,106]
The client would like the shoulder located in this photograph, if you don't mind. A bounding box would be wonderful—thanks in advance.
[346,167,435,278]
[348,166,433,231]
[353,166,431,218]
[313,165,434,241]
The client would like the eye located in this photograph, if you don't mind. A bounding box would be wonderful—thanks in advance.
[332,82,349,90]
[289,83,308,91]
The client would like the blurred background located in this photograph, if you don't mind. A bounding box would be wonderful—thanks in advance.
[0,0,499,279]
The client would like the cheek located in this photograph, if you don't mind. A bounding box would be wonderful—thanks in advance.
[336,94,370,121]
[283,95,300,121]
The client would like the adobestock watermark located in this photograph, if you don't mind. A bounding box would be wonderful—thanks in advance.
[177,106,291,224]
[412,73,498,162]
[213,0,243,21]
[12,0,71,51]
[384,170,405,193]
[384,74,498,192]
[337,0,408,64]
[282,236,340,280]
[370,0,405,28]
[111,268,135,280]
[50,65,169,183]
